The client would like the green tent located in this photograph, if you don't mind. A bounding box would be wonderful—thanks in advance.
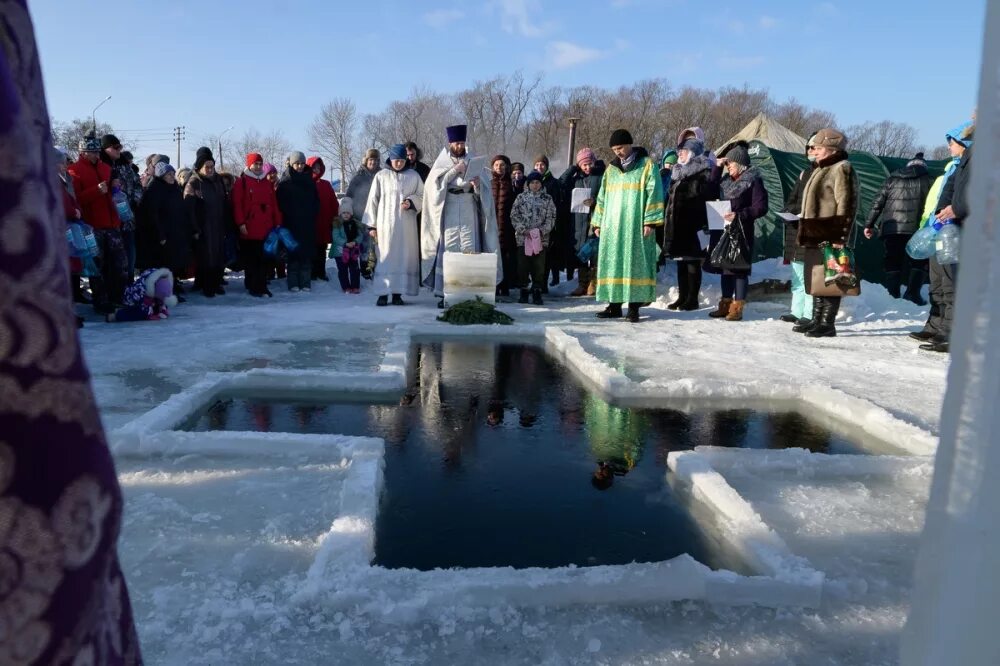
[746,140,948,285]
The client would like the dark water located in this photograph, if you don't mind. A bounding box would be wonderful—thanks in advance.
[187,342,863,571]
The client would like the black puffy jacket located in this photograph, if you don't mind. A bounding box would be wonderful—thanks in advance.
[864,165,932,236]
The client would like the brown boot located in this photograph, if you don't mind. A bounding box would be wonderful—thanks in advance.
[571,266,591,296]
[725,300,745,321]
[586,278,596,296]
[709,298,732,318]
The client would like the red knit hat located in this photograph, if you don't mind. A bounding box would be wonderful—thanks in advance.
[246,153,263,167]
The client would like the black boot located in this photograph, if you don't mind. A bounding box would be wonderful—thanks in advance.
[437,298,445,309]
[919,336,950,353]
[668,262,688,310]
[519,289,530,304]
[903,269,928,306]
[596,303,623,319]
[391,294,405,305]
[376,295,388,306]
[884,271,902,299]
[679,264,702,310]
[806,297,839,338]
[549,269,560,287]
[793,299,821,333]
[532,289,543,306]
[780,314,799,323]
[625,303,641,323]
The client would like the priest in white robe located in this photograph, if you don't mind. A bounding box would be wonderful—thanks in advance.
[363,144,424,305]
[420,124,501,308]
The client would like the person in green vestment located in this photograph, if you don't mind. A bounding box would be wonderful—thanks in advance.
[591,129,665,323]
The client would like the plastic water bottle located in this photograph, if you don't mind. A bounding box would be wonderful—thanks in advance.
[112,186,134,223]
[906,222,938,260]
[935,220,960,264]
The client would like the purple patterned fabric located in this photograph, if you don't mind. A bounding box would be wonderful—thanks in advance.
[0,3,143,664]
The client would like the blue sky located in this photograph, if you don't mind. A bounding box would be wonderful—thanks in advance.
[31,0,985,169]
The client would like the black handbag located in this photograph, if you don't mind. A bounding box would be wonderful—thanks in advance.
[709,220,751,271]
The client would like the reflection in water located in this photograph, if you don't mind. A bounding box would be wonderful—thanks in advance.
[188,342,865,571]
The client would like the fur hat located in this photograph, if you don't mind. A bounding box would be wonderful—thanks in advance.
[446,125,467,143]
[810,128,848,152]
[145,268,177,307]
[510,162,525,173]
[194,146,215,171]
[154,162,175,178]
[576,147,596,166]
[725,142,751,168]
[388,144,407,161]
[609,129,633,147]
[364,148,380,163]
[246,153,263,167]
[78,135,101,153]
[680,138,705,156]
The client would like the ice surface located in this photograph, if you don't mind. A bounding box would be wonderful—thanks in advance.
[74,266,945,664]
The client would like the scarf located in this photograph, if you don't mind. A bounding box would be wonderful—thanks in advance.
[720,166,760,201]
[670,153,711,182]
[242,168,267,180]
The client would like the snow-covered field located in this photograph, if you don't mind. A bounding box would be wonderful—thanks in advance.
[81,260,947,665]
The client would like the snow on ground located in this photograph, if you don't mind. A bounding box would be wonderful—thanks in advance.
[79,262,945,665]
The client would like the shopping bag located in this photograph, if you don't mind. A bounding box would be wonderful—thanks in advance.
[708,220,750,271]
[576,236,599,263]
[276,227,298,253]
[263,228,280,256]
[804,247,861,297]
[822,243,859,287]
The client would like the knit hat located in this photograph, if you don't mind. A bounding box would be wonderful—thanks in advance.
[680,138,705,156]
[725,143,751,168]
[810,128,848,152]
[246,152,263,167]
[907,152,926,167]
[388,143,407,161]
[364,148,380,162]
[262,163,277,176]
[287,151,306,165]
[525,170,544,184]
[609,129,633,147]
[154,162,175,178]
[491,154,511,169]
[533,154,549,169]
[661,150,678,166]
[446,124,467,143]
[101,134,122,150]
[338,196,353,214]
[78,135,101,153]
[576,147,596,166]
[194,146,215,171]
[511,162,525,173]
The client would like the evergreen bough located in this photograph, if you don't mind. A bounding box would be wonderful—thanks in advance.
[437,297,514,325]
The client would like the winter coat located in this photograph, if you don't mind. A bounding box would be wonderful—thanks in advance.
[538,171,570,265]
[937,145,973,226]
[511,190,556,247]
[864,165,932,236]
[411,160,431,182]
[307,157,339,245]
[559,160,605,250]
[781,165,815,263]
[331,217,361,259]
[345,165,380,219]
[276,168,321,260]
[184,171,231,270]
[710,166,768,275]
[137,176,192,273]
[102,154,143,230]
[232,170,281,241]
[801,151,859,249]
[68,157,120,230]
[491,164,515,252]
[663,154,718,258]
[60,174,80,221]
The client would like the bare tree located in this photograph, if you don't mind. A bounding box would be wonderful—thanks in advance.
[362,87,459,159]
[771,98,837,138]
[309,98,359,187]
[51,117,131,159]
[930,144,952,161]
[457,71,542,155]
[845,120,919,157]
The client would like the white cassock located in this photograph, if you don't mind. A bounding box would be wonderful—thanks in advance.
[363,165,424,296]
[420,147,501,295]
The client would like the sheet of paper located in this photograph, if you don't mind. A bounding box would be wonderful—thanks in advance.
[705,200,731,230]
[777,212,800,222]
[463,155,487,181]
[570,188,591,214]
[697,230,710,250]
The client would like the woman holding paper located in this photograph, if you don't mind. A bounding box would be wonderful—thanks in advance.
[708,142,768,321]
[663,137,718,310]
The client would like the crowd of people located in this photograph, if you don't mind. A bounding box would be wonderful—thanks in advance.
[60,117,973,353]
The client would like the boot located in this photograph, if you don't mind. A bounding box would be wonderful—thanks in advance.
[793,299,821,333]
[919,336,949,353]
[884,271,902,299]
[806,298,839,337]
[708,298,732,318]
[376,295,388,306]
[909,330,935,342]
[586,276,596,296]
[391,294,405,305]
[679,267,702,310]
[668,264,688,310]
[780,314,799,323]
[625,303,641,323]
[549,268,560,287]
[571,267,591,296]
[519,289,530,304]
[532,289,543,306]
[725,300,745,321]
[596,303,623,319]
[903,269,928,306]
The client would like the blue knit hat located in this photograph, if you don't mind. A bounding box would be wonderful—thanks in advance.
[388,143,407,160]
[525,170,544,184]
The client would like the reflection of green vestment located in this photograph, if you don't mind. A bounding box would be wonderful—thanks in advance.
[584,395,647,472]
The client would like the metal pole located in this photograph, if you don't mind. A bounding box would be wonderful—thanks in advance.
[91,95,111,133]
[567,118,580,167]
[219,126,234,171]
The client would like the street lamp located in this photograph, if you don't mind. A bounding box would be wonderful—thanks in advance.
[218,126,234,171]
[91,95,111,133]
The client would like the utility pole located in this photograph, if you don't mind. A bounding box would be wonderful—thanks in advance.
[173,126,186,166]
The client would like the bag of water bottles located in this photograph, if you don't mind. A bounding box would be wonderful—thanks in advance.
[263,227,299,257]
[935,221,960,264]
[906,221,938,260]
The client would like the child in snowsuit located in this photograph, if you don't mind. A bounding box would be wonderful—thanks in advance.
[510,171,556,305]
[330,196,362,293]
[106,267,178,322]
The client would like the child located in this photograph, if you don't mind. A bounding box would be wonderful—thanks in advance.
[330,196,362,293]
[106,268,178,322]
[510,171,556,305]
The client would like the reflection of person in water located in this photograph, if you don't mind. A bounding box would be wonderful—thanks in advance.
[585,394,647,487]
[208,399,231,430]
[705,409,752,448]
[766,412,831,453]
[486,345,516,427]
[249,402,272,432]
[506,345,545,428]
